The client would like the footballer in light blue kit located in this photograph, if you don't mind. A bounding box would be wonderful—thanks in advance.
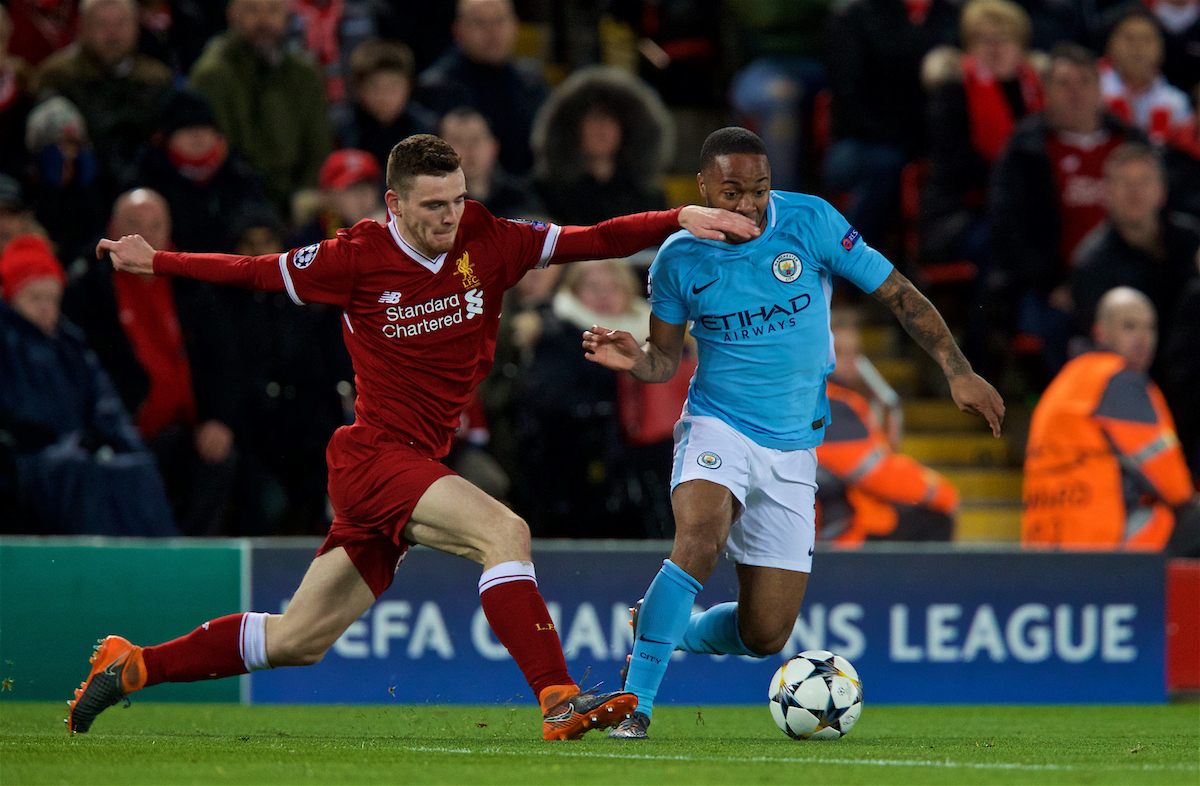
[584,128,1006,739]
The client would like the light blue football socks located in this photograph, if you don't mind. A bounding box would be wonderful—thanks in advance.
[679,601,760,657]
[624,559,702,718]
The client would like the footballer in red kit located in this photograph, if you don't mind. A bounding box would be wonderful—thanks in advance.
[68,134,759,741]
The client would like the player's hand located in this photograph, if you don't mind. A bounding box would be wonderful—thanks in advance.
[582,325,643,371]
[96,234,157,276]
[948,372,1005,438]
[678,205,761,243]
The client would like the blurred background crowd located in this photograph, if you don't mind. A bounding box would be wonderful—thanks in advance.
[0,0,1196,551]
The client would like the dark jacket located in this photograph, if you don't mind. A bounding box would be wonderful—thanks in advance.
[338,101,438,175]
[921,50,1037,263]
[989,112,1146,294]
[127,145,270,252]
[531,66,671,225]
[61,259,240,430]
[481,168,545,220]
[188,34,332,210]
[825,0,959,156]
[1162,14,1200,95]
[1070,212,1200,339]
[0,302,176,535]
[417,46,548,176]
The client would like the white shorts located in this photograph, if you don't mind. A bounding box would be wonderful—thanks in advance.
[671,411,816,573]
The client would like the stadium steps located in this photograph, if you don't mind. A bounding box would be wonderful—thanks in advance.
[861,322,1024,542]
[955,504,1022,541]
[898,434,1012,466]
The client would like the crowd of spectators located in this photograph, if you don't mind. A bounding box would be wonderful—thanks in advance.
[0,0,1197,546]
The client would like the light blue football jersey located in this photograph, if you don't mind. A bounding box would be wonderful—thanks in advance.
[649,191,893,449]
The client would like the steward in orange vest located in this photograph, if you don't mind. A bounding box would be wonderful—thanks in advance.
[816,311,960,545]
[817,381,961,545]
[1022,287,1199,553]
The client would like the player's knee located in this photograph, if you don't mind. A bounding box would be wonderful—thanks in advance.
[740,628,789,657]
[483,510,531,561]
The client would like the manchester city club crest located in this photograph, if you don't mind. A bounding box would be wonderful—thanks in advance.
[293,243,319,269]
[697,451,722,469]
[772,252,802,283]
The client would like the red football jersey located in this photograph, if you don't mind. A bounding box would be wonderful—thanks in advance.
[276,203,558,456]
[154,201,683,459]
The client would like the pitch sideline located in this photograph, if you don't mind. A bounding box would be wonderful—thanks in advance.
[399,744,1200,773]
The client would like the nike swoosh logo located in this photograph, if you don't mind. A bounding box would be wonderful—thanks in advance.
[691,279,718,294]
[808,545,815,556]
[638,634,672,645]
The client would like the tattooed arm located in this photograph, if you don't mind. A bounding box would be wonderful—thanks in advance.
[871,269,1006,436]
[582,315,687,383]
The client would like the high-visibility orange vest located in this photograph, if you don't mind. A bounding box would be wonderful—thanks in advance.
[817,382,960,545]
[1021,352,1194,550]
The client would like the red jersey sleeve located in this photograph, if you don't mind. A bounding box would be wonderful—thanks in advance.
[276,235,358,309]
[470,204,562,288]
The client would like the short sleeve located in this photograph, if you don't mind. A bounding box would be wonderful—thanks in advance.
[648,243,688,325]
[481,208,562,288]
[278,236,356,308]
[816,199,893,294]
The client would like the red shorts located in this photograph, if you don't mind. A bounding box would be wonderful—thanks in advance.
[316,425,456,597]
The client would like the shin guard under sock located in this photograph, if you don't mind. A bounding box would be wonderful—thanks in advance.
[624,559,702,717]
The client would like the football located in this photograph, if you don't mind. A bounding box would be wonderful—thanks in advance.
[768,650,864,740]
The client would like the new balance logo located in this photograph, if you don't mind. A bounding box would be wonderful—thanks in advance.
[465,288,484,319]
[378,291,402,304]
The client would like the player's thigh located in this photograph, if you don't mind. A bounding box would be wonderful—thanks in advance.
[266,546,376,664]
[671,479,739,553]
[404,474,530,568]
[734,563,809,655]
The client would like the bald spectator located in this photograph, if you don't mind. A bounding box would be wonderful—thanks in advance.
[62,189,239,535]
[1100,9,1193,144]
[417,0,548,176]
[1022,287,1199,557]
[0,234,176,536]
[188,0,333,213]
[1071,143,1200,352]
[990,42,1147,378]
[816,309,960,545]
[440,107,541,218]
[35,0,172,193]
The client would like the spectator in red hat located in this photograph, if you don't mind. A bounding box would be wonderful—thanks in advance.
[0,233,176,535]
[291,148,386,247]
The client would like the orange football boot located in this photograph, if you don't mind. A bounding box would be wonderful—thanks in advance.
[66,635,147,734]
[540,683,637,740]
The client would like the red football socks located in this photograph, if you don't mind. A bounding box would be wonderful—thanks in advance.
[478,561,572,699]
[141,613,252,686]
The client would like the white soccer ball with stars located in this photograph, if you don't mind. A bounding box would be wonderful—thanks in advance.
[768,650,863,740]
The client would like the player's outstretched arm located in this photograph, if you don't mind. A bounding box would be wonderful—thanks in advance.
[870,269,1005,437]
[96,234,156,275]
[583,316,687,383]
[98,234,293,295]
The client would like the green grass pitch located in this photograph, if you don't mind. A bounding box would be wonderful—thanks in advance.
[2,702,1197,785]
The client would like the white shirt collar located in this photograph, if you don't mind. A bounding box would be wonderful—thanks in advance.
[388,217,447,274]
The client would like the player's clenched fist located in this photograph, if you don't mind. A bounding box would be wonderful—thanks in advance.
[96,234,157,276]
[582,325,643,371]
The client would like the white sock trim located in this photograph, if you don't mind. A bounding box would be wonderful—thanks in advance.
[240,612,271,672]
[478,560,537,594]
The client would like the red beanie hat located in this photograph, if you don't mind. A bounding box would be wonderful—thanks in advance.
[1,234,66,303]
